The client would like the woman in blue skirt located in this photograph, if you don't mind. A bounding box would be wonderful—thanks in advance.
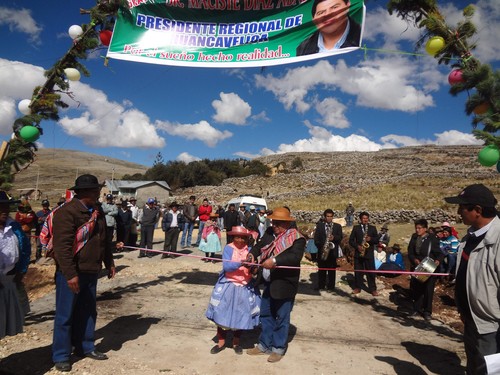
[206,226,261,355]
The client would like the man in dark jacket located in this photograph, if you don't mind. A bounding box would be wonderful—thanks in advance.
[224,203,240,244]
[349,211,379,296]
[138,198,160,258]
[162,202,185,258]
[407,218,443,321]
[52,174,115,372]
[116,201,132,247]
[296,0,361,56]
[246,207,305,363]
[314,208,343,291]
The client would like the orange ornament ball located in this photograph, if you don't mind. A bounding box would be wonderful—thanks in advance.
[473,102,490,115]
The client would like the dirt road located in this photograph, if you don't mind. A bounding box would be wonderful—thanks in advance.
[0,231,465,375]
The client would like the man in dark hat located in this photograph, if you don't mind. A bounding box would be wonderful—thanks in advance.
[35,199,52,260]
[246,207,305,363]
[445,184,500,375]
[161,202,185,258]
[51,174,116,372]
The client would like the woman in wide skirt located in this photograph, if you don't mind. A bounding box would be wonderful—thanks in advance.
[199,214,222,262]
[0,191,31,339]
[206,226,261,355]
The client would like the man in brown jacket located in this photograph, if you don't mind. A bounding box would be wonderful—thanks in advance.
[51,174,116,372]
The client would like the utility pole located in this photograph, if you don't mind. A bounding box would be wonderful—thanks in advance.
[35,167,40,200]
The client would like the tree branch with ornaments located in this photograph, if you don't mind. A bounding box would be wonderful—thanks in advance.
[387,0,499,170]
[0,0,125,190]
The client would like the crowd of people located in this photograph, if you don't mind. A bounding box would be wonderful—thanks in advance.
[1,177,500,374]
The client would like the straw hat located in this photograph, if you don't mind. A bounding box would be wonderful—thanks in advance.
[227,226,252,237]
[267,207,295,222]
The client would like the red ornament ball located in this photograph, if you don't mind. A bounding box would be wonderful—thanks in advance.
[448,69,464,85]
[99,30,113,46]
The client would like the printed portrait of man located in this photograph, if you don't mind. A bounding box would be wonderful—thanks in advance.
[296,0,362,56]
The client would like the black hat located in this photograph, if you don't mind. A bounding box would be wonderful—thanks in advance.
[444,184,497,208]
[70,174,104,191]
[41,199,50,206]
[0,191,20,204]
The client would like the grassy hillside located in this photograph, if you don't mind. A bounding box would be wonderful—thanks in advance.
[11,148,147,203]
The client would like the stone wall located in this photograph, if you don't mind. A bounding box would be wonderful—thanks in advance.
[293,208,461,226]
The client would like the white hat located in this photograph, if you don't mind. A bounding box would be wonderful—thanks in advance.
[250,205,255,210]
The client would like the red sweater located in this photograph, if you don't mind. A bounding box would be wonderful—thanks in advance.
[198,204,212,222]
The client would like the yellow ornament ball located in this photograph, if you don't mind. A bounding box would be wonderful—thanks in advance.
[425,36,445,56]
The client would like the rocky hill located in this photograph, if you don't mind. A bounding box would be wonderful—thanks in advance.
[11,145,499,224]
[11,148,147,201]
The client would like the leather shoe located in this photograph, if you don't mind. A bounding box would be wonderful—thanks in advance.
[371,291,379,297]
[210,344,225,354]
[55,362,72,372]
[423,313,432,321]
[247,346,268,355]
[267,352,283,363]
[351,288,361,295]
[233,345,243,355]
[83,350,108,360]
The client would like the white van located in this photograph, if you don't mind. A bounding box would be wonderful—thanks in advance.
[226,194,267,212]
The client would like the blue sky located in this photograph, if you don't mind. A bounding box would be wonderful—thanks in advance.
[0,0,499,167]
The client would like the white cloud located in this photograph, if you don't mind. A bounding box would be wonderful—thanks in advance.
[434,130,484,145]
[363,6,420,49]
[58,82,165,148]
[177,152,201,163]
[233,151,260,159]
[315,98,350,128]
[0,59,45,134]
[251,111,271,122]
[380,130,483,147]
[0,7,42,44]
[157,120,232,147]
[380,134,430,147]
[0,59,165,147]
[212,92,252,125]
[243,127,480,156]
[254,58,436,116]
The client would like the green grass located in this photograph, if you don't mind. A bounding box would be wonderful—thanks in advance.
[273,177,500,211]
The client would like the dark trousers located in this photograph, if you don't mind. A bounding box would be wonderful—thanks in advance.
[463,318,500,375]
[105,226,114,247]
[116,225,130,245]
[163,227,180,253]
[52,272,98,363]
[410,275,437,314]
[140,225,155,256]
[354,256,376,292]
[317,251,337,289]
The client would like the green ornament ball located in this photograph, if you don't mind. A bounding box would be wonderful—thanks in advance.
[19,125,40,143]
[478,145,500,167]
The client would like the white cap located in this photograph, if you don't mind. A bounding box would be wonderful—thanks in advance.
[250,205,255,210]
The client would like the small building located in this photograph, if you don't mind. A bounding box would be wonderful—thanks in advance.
[104,180,171,205]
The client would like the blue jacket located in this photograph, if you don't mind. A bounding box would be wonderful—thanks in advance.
[9,218,31,274]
